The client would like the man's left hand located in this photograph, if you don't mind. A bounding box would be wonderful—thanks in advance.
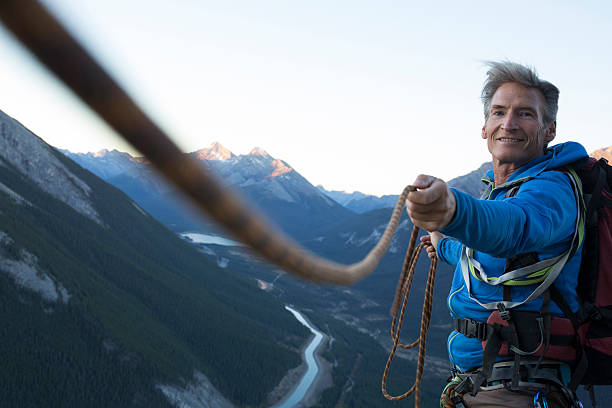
[406,175,456,232]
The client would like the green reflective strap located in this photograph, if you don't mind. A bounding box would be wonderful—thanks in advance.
[462,167,586,311]
[498,266,552,286]
[467,249,554,286]
[565,167,586,251]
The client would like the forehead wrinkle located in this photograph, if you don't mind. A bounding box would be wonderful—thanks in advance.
[490,103,539,114]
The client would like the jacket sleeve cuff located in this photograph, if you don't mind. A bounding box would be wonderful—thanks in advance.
[437,237,461,265]
[437,237,450,264]
[440,188,470,237]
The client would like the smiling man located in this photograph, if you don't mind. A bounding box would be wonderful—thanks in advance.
[406,61,587,407]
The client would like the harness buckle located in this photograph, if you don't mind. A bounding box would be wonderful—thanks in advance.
[454,318,489,341]
[497,303,511,321]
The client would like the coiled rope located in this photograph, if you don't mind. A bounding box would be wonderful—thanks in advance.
[382,226,437,407]
[0,0,416,286]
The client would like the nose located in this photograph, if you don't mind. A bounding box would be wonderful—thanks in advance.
[501,112,518,130]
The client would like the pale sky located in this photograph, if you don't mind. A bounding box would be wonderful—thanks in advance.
[0,1,610,196]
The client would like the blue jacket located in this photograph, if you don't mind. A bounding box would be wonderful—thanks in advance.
[437,142,588,372]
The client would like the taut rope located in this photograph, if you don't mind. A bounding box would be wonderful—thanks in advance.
[1,3,441,405]
[0,0,417,285]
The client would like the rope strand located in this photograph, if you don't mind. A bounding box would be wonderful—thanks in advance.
[0,5,443,406]
[0,0,418,285]
[382,226,437,407]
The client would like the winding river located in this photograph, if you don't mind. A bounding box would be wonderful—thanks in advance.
[273,306,324,408]
[181,232,243,246]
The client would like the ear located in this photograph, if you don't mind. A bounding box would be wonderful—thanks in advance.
[481,123,487,140]
[544,120,556,144]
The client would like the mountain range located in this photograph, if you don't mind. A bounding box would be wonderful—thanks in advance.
[317,145,612,213]
[63,143,353,239]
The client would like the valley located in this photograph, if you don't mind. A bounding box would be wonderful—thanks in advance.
[4,107,610,407]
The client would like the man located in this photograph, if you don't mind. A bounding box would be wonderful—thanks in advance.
[406,61,588,407]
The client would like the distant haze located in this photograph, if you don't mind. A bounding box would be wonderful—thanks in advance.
[0,1,610,195]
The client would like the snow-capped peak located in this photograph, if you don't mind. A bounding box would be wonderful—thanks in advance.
[193,142,235,161]
[93,149,110,158]
[591,145,612,162]
[249,147,270,157]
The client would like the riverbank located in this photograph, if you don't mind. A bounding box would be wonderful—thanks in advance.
[267,310,333,408]
[294,352,333,408]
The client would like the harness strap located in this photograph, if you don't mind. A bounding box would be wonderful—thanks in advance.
[455,363,571,396]
[453,318,490,341]
[471,324,505,394]
[460,246,574,310]
[453,315,544,351]
[585,160,608,220]
[487,365,566,389]
[454,316,575,347]
[549,285,588,391]
[534,290,552,373]
[460,167,586,310]
[467,251,564,286]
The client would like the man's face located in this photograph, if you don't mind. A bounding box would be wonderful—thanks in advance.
[481,82,556,168]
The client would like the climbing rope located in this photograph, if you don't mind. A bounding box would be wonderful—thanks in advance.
[0,2,442,405]
[440,376,464,408]
[0,0,417,286]
[382,226,437,408]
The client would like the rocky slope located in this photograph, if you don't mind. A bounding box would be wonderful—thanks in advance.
[0,109,308,407]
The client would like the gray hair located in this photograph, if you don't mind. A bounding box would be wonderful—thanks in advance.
[481,61,559,126]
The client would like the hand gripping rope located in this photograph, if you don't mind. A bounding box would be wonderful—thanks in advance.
[0,2,438,406]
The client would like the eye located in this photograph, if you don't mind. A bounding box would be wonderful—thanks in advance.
[492,110,504,116]
[519,111,534,118]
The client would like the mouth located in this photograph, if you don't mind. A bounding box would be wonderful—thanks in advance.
[496,136,525,143]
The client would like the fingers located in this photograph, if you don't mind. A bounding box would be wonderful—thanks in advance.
[420,233,438,260]
[420,235,432,243]
[408,175,445,205]
[405,175,456,231]
[412,174,437,190]
[425,243,437,259]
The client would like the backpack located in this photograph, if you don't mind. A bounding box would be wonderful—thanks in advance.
[452,157,612,397]
[566,157,612,386]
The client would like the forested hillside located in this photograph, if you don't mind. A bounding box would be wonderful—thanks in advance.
[0,110,309,407]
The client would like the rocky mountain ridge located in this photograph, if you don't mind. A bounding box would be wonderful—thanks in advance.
[317,161,494,213]
[2,111,103,224]
[592,146,612,162]
[318,144,611,213]
[64,142,352,238]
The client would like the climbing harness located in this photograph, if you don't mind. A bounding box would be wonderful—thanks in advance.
[381,225,437,408]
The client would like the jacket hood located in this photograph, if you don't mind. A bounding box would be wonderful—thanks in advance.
[485,141,589,185]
